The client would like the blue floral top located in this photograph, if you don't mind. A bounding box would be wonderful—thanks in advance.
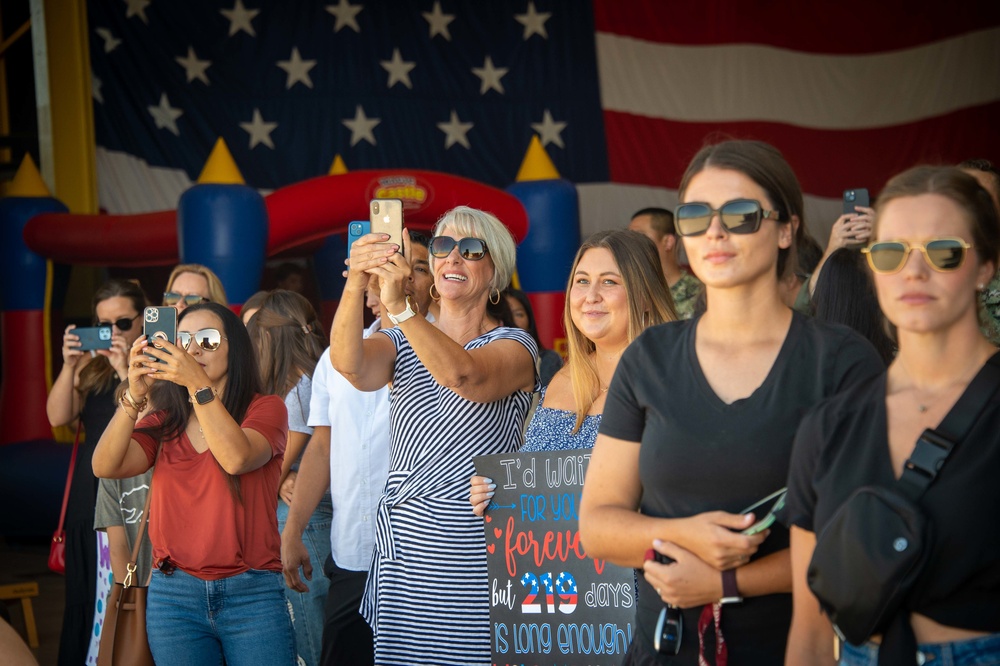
[521,387,602,452]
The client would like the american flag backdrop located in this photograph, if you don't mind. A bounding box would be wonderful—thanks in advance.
[88,0,1000,240]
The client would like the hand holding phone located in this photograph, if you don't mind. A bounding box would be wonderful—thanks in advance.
[347,220,371,257]
[842,188,870,216]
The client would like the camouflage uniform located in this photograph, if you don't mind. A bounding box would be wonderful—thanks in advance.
[671,271,703,320]
[980,272,1000,346]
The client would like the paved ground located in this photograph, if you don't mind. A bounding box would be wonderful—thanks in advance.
[1,538,64,665]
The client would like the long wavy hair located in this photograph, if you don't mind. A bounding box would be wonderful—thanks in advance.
[136,302,261,501]
[564,230,676,431]
[78,279,149,396]
[246,290,326,400]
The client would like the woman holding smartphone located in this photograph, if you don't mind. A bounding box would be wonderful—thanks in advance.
[46,278,147,666]
[92,302,295,665]
[785,167,1000,665]
[579,140,882,664]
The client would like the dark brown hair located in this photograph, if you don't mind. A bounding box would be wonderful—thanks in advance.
[78,279,149,395]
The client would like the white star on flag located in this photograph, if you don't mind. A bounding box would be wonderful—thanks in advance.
[92,73,103,104]
[342,105,380,147]
[95,28,121,53]
[124,0,150,23]
[380,48,416,89]
[472,56,508,95]
[326,0,362,33]
[515,1,552,40]
[176,47,211,85]
[277,47,316,89]
[531,109,567,148]
[422,1,454,41]
[436,110,473,149]
[147,93,183,136]
[240,108,278,149]
[220,0,260,37]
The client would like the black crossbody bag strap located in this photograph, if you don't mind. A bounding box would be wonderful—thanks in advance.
[897,352,1000,500]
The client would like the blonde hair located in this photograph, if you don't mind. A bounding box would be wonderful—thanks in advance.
[165,264,228,306]
[431,206,517,293]
[564,230,676,431]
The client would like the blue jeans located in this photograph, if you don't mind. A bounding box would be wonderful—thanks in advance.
[841,633,1000,666]
[147,568,295,665]
[278,495,333,666]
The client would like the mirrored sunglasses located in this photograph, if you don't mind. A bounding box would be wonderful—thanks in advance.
[674,199,781,237]
[429,236,489,260]
[96,314,140,331]
[177,328,227,351]
[862,238,971,274]
[163,292,208,307]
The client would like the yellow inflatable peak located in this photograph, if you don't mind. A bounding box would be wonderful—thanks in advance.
[197,138,245,185]
[328,154,348,175]
[8,154,52,197]
[515,135,560,182]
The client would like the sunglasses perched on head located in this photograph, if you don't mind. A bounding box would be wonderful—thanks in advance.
[177,328,227,351]
[429,236,489,260]
[96,314,141,331]
[163,292,208,307]
[674,199,782,237]
[862,238,972,274]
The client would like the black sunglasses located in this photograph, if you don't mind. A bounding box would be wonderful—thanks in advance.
[429,236,489,261]
[177,328,227,352]
[96,314,141,331]
[862,238,971,274]
[674,199,781,237]
[163,292,208,307]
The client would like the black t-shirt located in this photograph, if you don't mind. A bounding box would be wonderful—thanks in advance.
[600,311,882,664]
[784,366,1000,632]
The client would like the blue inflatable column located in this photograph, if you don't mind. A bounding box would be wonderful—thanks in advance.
[0,196,67,444]
[177,184,268,307]
[507,179,579,354]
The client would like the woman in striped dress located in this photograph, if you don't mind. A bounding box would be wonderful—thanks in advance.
[332,206,538,665]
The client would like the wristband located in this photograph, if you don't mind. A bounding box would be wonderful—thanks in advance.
[720,568,743,605]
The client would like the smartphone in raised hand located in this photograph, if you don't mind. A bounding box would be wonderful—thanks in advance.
[75,325,113,352]
[369,199,403,254]
[143,306,177,364]
[842,188,870,216]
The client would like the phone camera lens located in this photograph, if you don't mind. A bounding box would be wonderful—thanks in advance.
[846,191,855,201]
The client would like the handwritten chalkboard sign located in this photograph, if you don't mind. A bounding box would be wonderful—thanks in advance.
[474,449,635,666]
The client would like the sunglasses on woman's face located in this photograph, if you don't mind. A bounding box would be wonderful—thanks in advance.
[428,236,489,261]
[177,328,227,352]
[96,314,141,331]
[163,292,207,307]
[674,199,782,237]
[862,238,972,274]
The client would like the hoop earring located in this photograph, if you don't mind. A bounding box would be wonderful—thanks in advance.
[429,283,441,302]
[489,287,501,305]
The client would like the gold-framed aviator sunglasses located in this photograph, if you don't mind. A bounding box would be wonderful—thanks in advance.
[861,238,972,274]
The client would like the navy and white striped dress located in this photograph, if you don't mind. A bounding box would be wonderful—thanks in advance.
[362,325,537,665]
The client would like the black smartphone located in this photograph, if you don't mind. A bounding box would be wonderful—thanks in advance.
[347,220,371,257]
[75,325,113,352]
[370,199,403,253]
[740,487,788,535]
[143,306,177,362]
[842,188,870,215]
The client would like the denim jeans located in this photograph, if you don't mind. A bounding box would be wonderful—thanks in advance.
[147,568,296,665]
[841,633,1000,666]
[278,495,333,666]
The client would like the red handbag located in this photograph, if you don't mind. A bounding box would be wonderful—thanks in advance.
[49,422,82,575]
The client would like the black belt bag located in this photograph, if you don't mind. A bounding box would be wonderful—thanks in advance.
[807,353,1000,662]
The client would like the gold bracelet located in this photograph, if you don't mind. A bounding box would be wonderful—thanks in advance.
[123,388,148,412]
[119,394,138,420]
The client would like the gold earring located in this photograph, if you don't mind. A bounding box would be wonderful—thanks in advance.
[489,287,501,305]
[429,284,441,302]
